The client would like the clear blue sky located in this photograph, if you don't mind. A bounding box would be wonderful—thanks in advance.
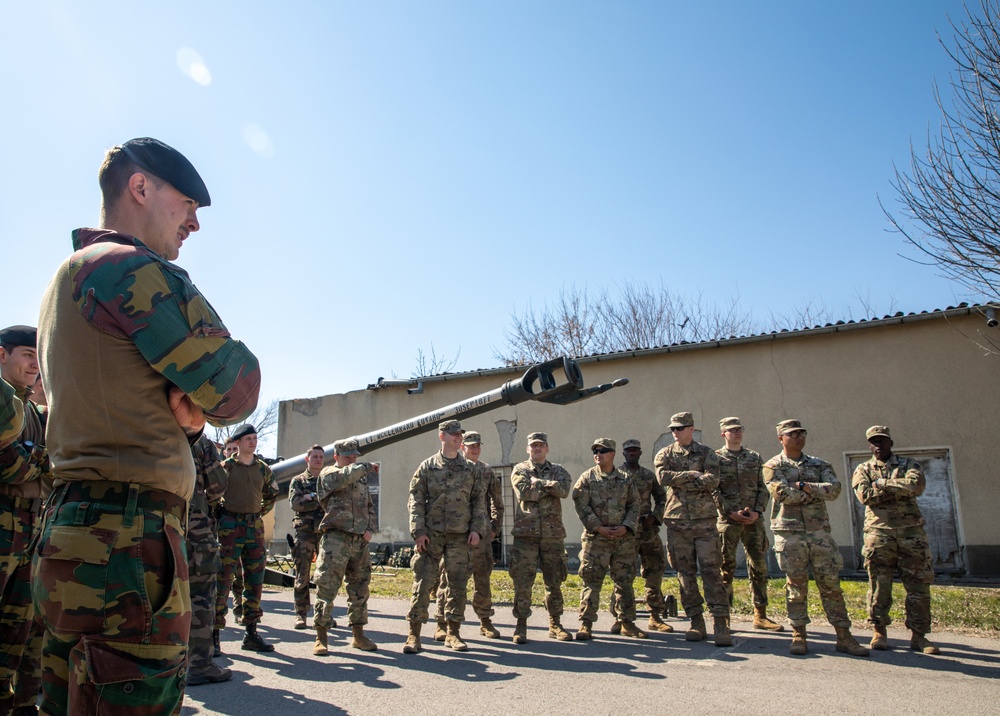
[0,1,977,452]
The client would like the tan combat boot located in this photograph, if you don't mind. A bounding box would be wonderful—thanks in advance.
[713,616,733,647]
[752,606,784,632]
[576,620,593,641]
[444,621,468,651]
[910,632,940,655]
[870,624,889,650]
[789,625,808,655]
[294,614,307,630]
[620,621,649,639]
[685,613,707,642]
[548,617,572,641]
[351,625,377,651]
[480,618,500,639]
[647,611,673,633]
[433,619,448,642]
[313,626,329,656]
[512,618,528,644]
[834,626,870,657]
[403,621,422,654]
[609,620,622,635]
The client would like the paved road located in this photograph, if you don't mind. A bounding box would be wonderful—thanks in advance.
[183,587,1000,716]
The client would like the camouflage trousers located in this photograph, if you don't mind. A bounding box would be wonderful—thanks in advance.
[231,560,244,611]
[718,519,770,608]
[862,526,934,633]
[314,529,371,629]
[435,537,495,621]
[186,538,220,672]
[665,517,729,618]
[32,481,191,716]
[407,532,471,624]
[215,512,266,628]
[508,537,567,620]
[610,518,665,619]
[773,529,850,628]
[579,532,637,624]
[0,497,42,711]
[292,518,322,618]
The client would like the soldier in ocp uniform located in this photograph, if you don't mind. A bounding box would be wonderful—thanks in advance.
[714,417,783,631]
[573,438,645,640]
[852,425,939,654]
[289,444,327,629]
[403,421,489,653]
[508,432,573,644]
[763,419,868,657]
[654,412,732,646]
[312,439,379,655]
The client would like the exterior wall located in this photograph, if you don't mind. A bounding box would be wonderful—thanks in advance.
[277,310,1000,576]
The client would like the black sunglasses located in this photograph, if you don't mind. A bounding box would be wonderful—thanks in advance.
[592,448,613,455]
[670,426,689,432]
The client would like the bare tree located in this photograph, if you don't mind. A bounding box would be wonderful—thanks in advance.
[212,399,279,445]
[883,0,1000,302]
[412,344,460,377]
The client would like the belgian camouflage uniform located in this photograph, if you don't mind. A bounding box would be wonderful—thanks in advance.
[654,441,728,618]
[215,457,279,628]
[187,435,227,675]
[610,461,666,618]
[509,459,572,620]
[313,462,378,629]
[289,470,325,619]
[763,452,850,628]
[35,227,260,715]
[0,388,48,711]
[573,466,640,624]
[0,377,23,448]
[715,446,771,607]
[407,452,488,624]
[852,454,934,633]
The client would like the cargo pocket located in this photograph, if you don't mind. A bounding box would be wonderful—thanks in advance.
[81,637,186,713]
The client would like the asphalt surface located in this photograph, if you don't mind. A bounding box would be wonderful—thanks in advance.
[183,587,1000,716]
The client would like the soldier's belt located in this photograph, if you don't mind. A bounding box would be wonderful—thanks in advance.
[222,508,262,520]
[56,480,186,521]
[0,493,43,515]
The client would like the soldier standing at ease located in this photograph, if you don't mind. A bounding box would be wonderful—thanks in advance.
[763,419,868,657]
[610,438,670,634]
[186,435,232,686]
[214,424,280,653]
[715,417,783,631]
[573,438,645,640]
[852,426,938,654]
[403,421,488,653]
[289,444,327,629]
[509,432,573,644]
[312,439,379,656]
[654,412,732,646]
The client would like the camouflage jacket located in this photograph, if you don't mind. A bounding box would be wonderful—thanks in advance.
[852,453,926,531]
[317,462,377,535]
[654,441,720,522]
[0,388,50,495]
[188,434,227,545]
[715,447,769,524]
[220,457,279,515]
[510,459,572,540]
[473,460,505,537]
[618,462,665,523]
[763,452,841,533]
[408,452,488,539]
[0,377,23,449]
[573,466,639,537]
[289,471,325,533]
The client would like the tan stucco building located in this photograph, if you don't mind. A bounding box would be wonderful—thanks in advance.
[276,304,1000,577]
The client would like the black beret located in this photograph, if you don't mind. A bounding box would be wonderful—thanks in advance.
[230,424,257,440]
[119,137,211,207]
[0,325,36,349]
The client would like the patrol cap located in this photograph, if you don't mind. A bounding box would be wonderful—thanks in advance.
[0,326,36,349]
[462,431,482,445]
[776,419,806,436]
[591,437,616,451]
[865,425,892,441]
[527,431,548,445]
[334,438,361,456]
[669,412,694,428]
[438,420,464,434]
[622,438,641,450]
[118,137,212,207]
[230,424,257,440]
